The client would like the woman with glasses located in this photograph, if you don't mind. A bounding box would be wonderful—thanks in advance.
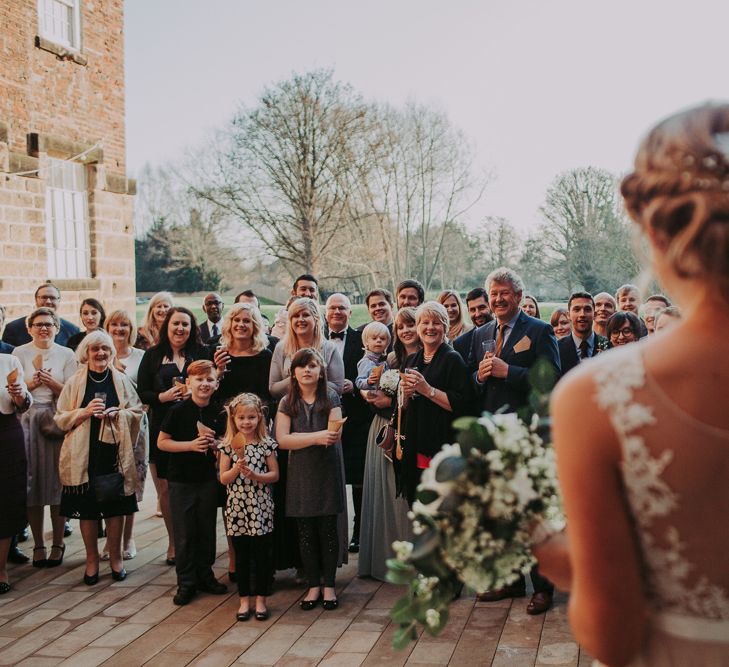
[605,311,642,347]
[12,308,77,568]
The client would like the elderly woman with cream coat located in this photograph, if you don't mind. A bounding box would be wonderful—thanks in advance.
[55,330,143,585]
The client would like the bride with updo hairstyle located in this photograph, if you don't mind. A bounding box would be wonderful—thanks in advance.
[535,103,729,667]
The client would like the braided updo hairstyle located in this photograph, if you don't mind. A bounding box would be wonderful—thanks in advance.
[621,103,729,300]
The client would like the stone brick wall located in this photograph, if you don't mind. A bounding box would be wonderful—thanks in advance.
[0,0,135,324]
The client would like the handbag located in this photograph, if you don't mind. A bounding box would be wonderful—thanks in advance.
[37,401,65,440]
[92,416,124,503]
[376,410,397,461]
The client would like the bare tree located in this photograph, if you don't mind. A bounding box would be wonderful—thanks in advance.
[476,216,522,274]
[193,69,380,279]
[538,167,639,294]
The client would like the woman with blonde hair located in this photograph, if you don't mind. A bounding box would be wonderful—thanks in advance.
[437,290,471,341]
[214,303,272,408]
[538,103,729,666]
[136,292,173,351]
[269,298,343,399]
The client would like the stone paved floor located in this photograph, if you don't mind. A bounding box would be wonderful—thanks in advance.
[0,491,592,666]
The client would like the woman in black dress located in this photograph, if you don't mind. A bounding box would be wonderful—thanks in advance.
[137,307,210,564]
[55,331,143,584]
[400,301,476,504]
[0,353,31,594]
[66,298,106,352]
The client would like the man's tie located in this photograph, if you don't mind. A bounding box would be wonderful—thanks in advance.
[211,323,219,338]
[329,331,345,340]
[495,324,507,357]
[579,339,589,359]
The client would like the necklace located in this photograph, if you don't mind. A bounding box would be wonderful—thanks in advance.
[423,352,434,364]
[89,369,110,383]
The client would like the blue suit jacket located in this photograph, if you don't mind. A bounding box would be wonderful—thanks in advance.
[453,327,477,365]
[2,315,79,348]
[469,310,560,414]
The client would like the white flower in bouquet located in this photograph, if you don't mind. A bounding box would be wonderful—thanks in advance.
[378,369,400,397]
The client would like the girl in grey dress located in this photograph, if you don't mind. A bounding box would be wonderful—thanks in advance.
[276,348,345,611]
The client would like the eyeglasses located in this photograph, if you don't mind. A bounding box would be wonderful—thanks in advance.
[610,328,635,339]
[31,322,56,329]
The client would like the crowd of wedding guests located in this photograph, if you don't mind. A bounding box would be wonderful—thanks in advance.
[0,272,678,619]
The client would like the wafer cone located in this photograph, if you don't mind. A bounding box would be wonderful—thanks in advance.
[197,421,214,437]
[32,354,44,370]
[231,432,248,452]
[328,417,347,432]
[6,368,18,385]
[370,364,384,383]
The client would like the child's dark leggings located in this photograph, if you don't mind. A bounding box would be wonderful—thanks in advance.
[230,533,273,597]
[296,515,338,588]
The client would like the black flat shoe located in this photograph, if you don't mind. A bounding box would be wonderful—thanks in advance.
[111,568,127,582]
[32,546,47,568]
[228,571,237,583]
[322,598,339,611]
[255,609,269,621]
[348,538,360,554]
[46,544,66,568]
[300,595,321,611]
[236,610,250,622]
[0,582,10,594]
[84,571,99,586]
[165,557,176,566]
[64,521,73,538]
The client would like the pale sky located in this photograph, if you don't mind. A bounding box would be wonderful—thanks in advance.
[125,0,729,235]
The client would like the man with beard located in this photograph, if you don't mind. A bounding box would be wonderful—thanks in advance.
[291,274,319,302]
[593,292,617,339]
[357,289,394,342]
[453,287,493,364]
[558,292,607,376]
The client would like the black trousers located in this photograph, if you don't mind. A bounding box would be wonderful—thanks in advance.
[297,515,338,588]
[231,533,273,597]
[169,479,219,591]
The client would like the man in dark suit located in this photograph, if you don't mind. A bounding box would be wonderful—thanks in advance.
[558,291,607,376]
[470,268,560,615]
[198,293,224,344]
[453,287,493,364]
[2,283,79,348]
[325,293,372,553]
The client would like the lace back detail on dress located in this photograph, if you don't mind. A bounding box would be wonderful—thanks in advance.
[594,347,729,620]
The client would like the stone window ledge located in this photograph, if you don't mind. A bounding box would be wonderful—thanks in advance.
[35,36,88,66]
[51,279,100,292]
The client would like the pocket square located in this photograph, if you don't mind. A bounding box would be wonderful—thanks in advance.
[513,335,531,353]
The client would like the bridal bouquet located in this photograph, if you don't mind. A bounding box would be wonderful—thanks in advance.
[387,365,562,648]
[378,369,401,397]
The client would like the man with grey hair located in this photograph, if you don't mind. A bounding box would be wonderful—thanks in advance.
[469,267,560,615]
[325,293,370,553]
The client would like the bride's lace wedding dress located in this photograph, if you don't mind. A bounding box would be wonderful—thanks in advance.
[593,346,729,665]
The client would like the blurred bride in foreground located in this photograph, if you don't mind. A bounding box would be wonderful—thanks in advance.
[538,103,729,666]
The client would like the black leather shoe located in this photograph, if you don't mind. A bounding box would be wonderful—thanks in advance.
[111,568,127,582]
[165,557,176,566]
[348,538,360,554]
[46,544,65,568]
[8,547,29,564]
[84,571,99,586]
[17,526,29,543]
[300,595,321,611]
[64,521,73,537]
[255,609,269,621]
[322,598,339,611]
[173,588,196,606]
[0,582,10,594]
[198,580,227,595]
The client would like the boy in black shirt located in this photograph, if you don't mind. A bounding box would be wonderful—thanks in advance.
[159,360,227,605]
